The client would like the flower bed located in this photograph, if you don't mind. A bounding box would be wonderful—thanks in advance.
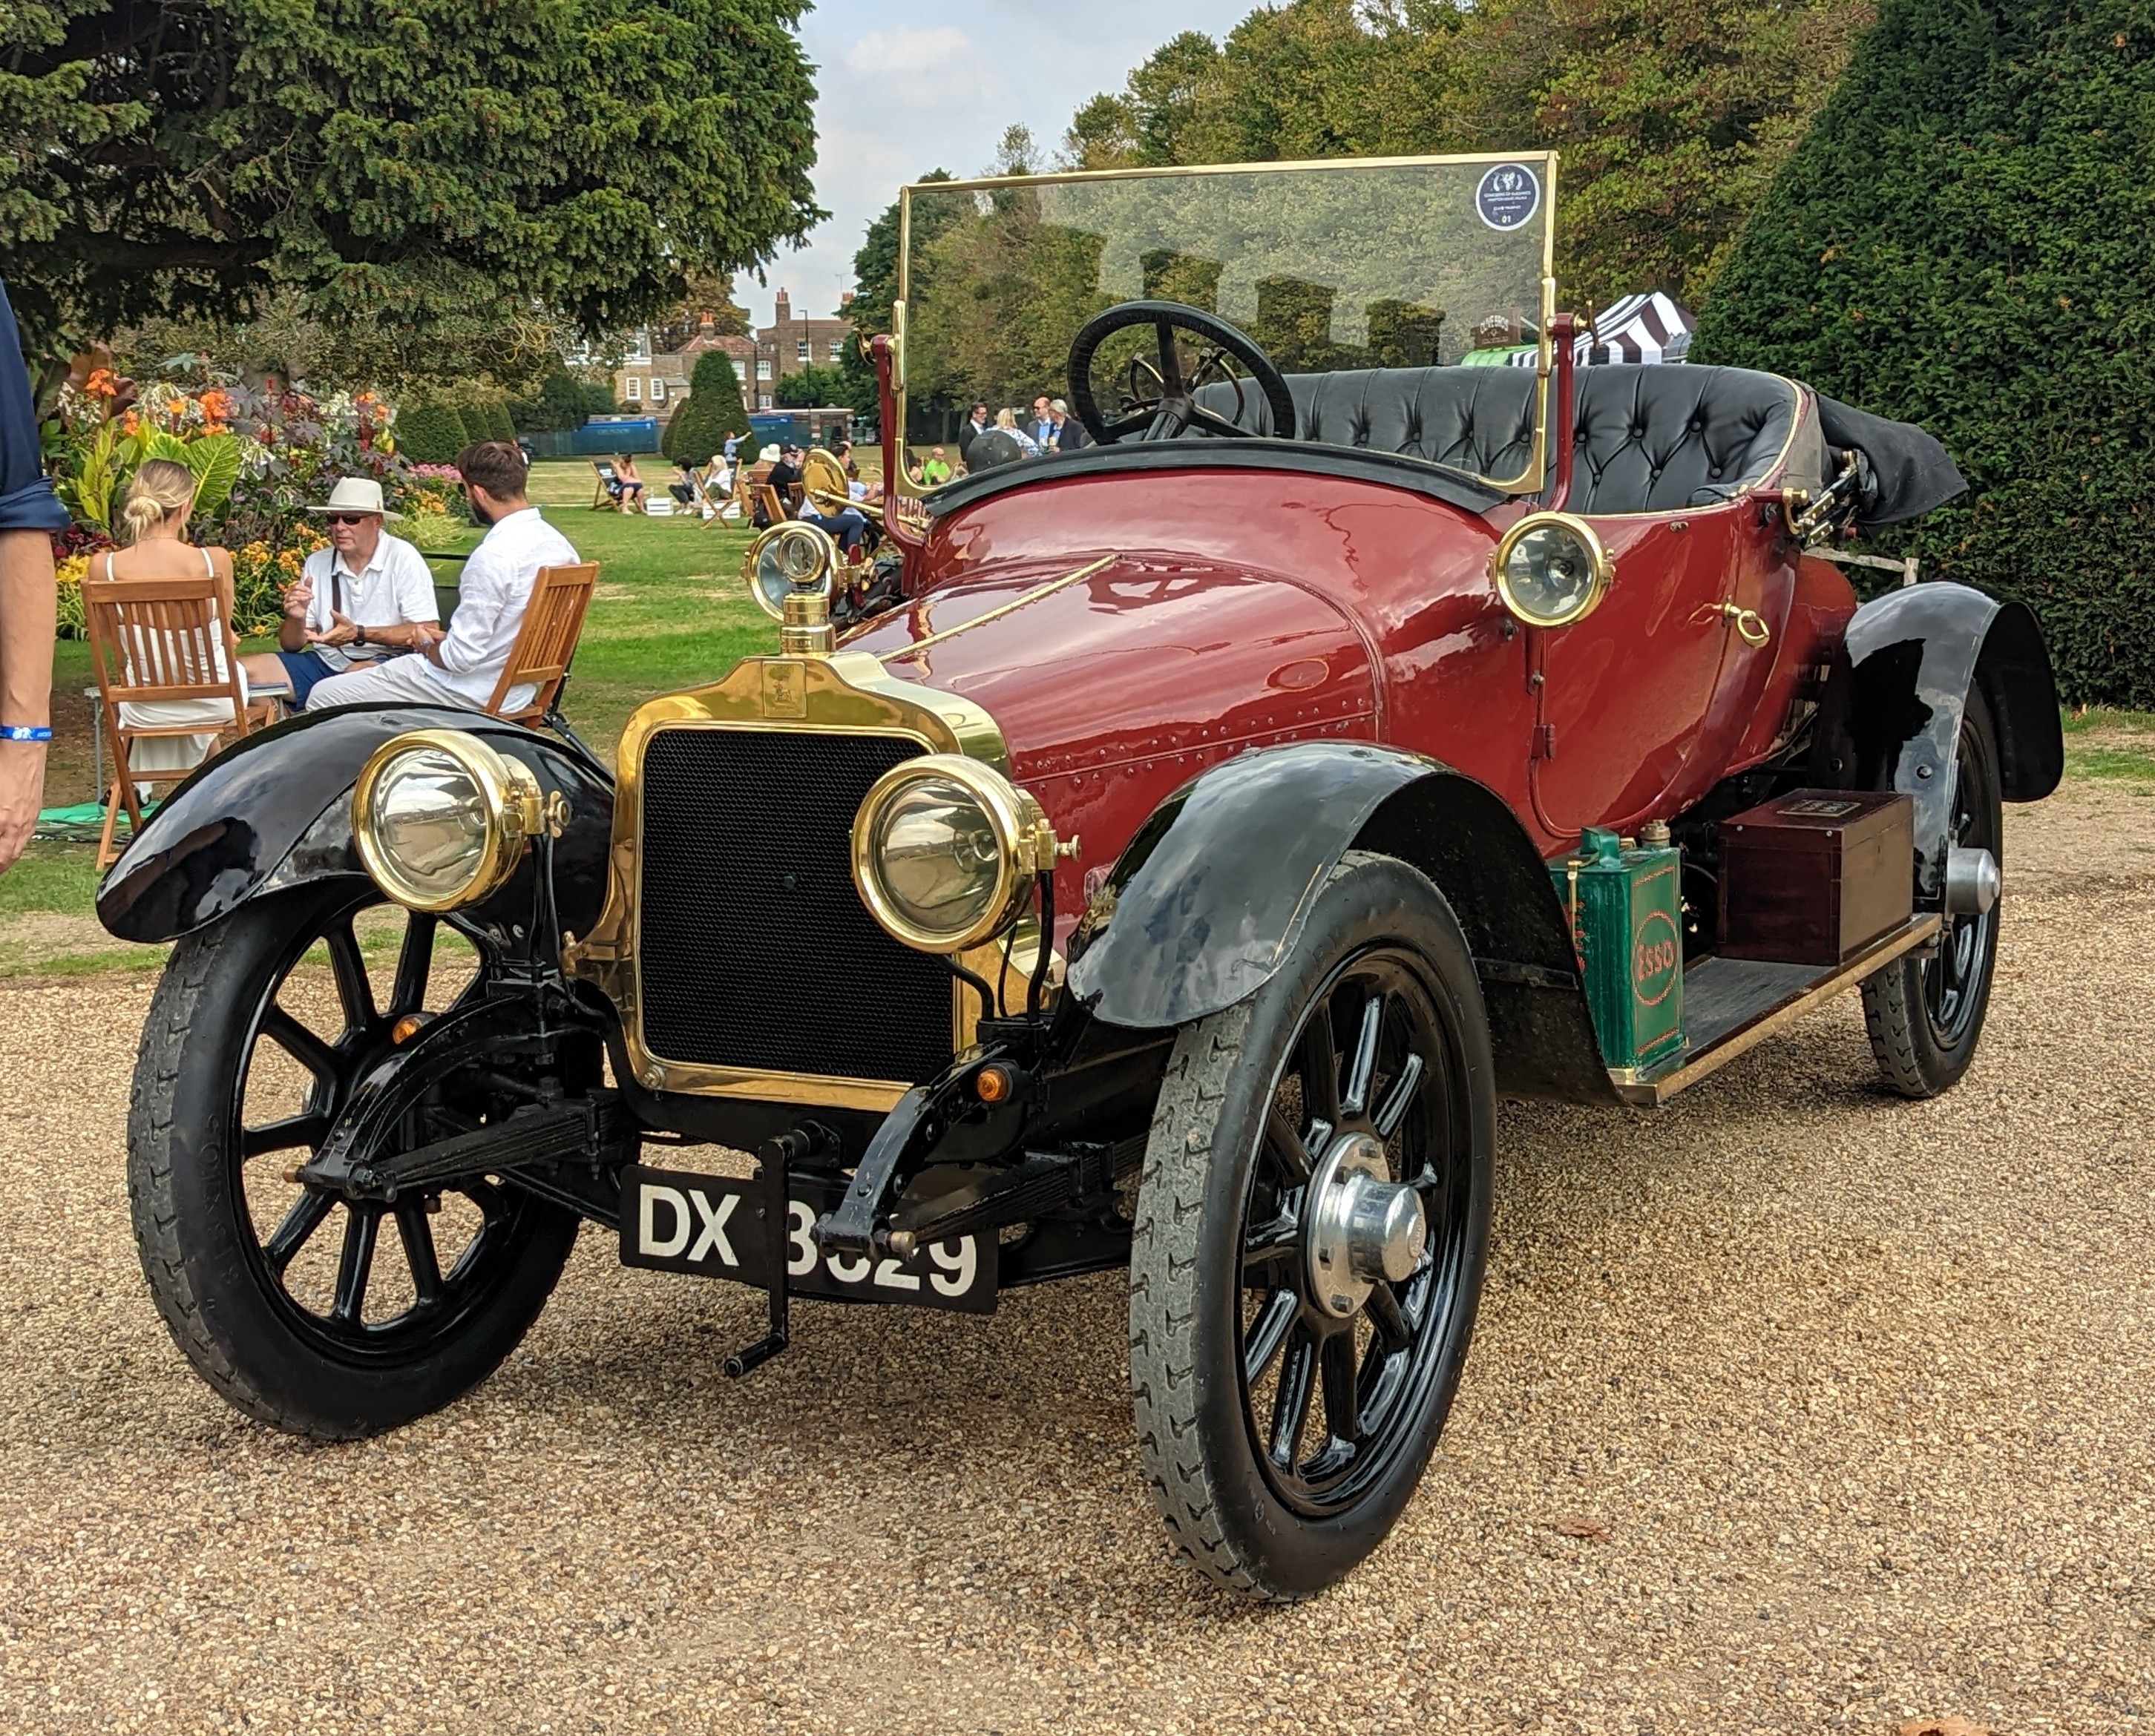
[47,372,433,639]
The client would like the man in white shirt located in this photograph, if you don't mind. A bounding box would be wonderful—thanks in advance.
[304,441,578,717]
[239,476,439,707]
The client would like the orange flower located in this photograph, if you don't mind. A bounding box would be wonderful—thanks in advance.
[119,409,140,434]
[85,369,117,398]
[200,388,231,421]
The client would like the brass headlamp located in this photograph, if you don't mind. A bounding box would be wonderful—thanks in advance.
[1489,510,1614,629]
[352,729,563,913]
[850,754,1071,954]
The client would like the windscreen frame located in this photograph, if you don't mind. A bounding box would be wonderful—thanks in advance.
[890,151,1558,499]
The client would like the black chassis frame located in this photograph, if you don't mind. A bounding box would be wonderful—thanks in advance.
[99,587,2060,1366]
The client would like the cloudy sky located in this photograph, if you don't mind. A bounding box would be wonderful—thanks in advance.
[732,1,1258,329]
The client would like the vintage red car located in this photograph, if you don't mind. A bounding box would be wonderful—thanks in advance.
[99,153,2061,1600]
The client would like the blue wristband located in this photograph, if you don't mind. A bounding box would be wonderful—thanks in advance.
[1,725,53,741]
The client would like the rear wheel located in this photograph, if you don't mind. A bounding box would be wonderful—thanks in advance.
[1862,688,2004,1097]
[126,884,580,1440]
[1128,852,1495,1600]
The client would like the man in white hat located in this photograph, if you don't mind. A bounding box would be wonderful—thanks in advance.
[304,440,577,717]
[237,475,440,707]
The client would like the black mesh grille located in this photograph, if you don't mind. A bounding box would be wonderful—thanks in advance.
[637,729,956,1084]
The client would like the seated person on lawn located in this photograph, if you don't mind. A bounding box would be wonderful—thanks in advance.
[239,477,439,707]
[304,441,577,715]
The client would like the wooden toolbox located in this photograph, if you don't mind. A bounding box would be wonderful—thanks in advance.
[1717,789,1915,965]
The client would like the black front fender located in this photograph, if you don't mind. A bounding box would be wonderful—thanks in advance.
[1063,740,1616,1103]
[95,703,615,944]
[1827,582,2062,898]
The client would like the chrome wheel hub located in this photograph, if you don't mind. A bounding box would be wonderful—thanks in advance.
[1305,1132,1427,1319]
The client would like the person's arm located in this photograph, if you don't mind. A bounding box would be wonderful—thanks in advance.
[425,544,507,673]
[0,528,57,870]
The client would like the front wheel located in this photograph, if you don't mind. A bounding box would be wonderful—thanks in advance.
[1128,851,1496,1600]
[126,884,582,1440]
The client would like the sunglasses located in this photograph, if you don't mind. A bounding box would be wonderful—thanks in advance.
[326,513,373,525]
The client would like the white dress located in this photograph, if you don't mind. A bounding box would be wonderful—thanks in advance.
[109,546,251,794]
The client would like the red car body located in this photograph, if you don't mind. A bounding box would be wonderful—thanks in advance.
[856,450,1855,957]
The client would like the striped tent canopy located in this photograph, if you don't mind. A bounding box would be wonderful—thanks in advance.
[1504,291,1697,366]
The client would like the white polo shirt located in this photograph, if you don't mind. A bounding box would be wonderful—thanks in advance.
[301,530,439,671]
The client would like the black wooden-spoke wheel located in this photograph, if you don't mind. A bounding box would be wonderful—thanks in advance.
[126,884,580,1439]
[1068,300,1299,446]
[1239,950,1469,1516]
[1863,688,2004,1096]
[1130,852,1495,1600]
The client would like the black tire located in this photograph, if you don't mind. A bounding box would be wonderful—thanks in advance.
[1861,687,2004,1098]
[1128,850,1496,1600]
[126,884,580,1440]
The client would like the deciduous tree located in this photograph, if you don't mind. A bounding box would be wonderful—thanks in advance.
[0,0,822,373]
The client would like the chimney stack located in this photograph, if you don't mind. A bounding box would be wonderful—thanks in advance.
[775,288,792,323]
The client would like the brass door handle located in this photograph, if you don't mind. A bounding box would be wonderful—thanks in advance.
[1693,601,1771,647]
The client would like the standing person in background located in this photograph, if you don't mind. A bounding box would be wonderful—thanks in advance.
[1029,395,1057,450]
[0,279,66,873]
[1051,399,1086,452]
[304,441,576,717]
[722,430,744,466]
[956,403,989,464]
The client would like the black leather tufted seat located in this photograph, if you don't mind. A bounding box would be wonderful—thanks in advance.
[1194,364,1808,513]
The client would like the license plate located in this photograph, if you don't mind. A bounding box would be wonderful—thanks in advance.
[618,1163,996,1314]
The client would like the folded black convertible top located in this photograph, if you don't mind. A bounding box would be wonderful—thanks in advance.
[1811,392,1966,529]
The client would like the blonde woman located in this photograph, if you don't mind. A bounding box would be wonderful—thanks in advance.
[993,407,1042,457]
[92,460,249,789]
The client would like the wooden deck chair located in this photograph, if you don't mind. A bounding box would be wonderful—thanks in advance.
[752,483,790,529]
[588,459,620,510]
[485,562,600,725]
[708,464,750,529]
[83,575,276,869]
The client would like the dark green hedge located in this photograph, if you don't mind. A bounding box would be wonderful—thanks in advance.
[1694,0,2155,706]
[396,398,470,465]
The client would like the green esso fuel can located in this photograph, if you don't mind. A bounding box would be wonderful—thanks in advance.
[1551,827,1685,1076]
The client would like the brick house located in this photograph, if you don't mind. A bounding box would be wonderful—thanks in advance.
[613,319,754,420]
[747,289,855,410]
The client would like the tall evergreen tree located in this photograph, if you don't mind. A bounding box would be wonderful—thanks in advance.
[1696,0,2155,705]
[663,349,750,465]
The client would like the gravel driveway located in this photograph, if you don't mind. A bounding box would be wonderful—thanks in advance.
[1,788,2149,1735]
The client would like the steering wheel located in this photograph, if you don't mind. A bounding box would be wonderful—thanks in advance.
[1067,300,1298,446]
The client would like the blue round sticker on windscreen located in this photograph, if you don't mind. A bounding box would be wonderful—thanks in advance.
[1475,163,1541,231]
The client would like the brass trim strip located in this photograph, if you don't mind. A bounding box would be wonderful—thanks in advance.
[1611,916,1941,1108]
[884,555,1115,663]
[904,150,1562,195]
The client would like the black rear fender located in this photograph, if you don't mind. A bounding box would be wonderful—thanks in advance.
[1816,582,2061,898]
[95,704,614,944]
[1062,741,1615,1104]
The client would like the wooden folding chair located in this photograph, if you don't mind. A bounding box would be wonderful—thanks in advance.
[83,576,276,869]
[752,484,790,529]
[588,460,619,510]
[485,562,600,725]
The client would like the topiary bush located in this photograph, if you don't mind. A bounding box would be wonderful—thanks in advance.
[396,398,470,465]
[1693,0,2155,706]
[663,347,750,464]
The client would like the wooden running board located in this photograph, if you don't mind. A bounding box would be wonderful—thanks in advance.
[1612,915,1941,1108]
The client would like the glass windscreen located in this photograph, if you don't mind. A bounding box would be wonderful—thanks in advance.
[896,154,1555,493]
